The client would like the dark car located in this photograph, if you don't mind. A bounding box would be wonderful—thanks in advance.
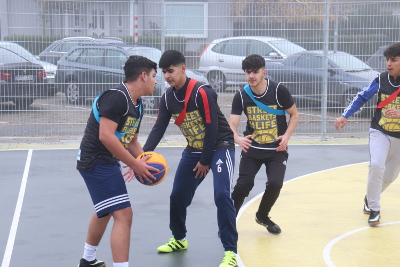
[265,50,379,116]
[366,45,388,72]
[0,47,49,109]
[38,37,126,65]
[55,45,208,113]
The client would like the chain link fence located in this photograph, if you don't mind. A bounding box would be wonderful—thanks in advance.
[1,0,399,143]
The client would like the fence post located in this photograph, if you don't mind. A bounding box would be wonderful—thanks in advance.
[321,0,330,141]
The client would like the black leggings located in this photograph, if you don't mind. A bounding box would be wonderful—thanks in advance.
[232,147,288,219]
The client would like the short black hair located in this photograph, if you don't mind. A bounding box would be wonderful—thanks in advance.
[383,43,400,59]
[159,50,185,69]
[242,54,266,72]
[124,55,157,82]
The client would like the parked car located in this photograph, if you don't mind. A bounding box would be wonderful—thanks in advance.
[198,36,306,91]
[0,47,49,109]
[0,41,57,85]
[265,50,379,116]
[366,45,388,72]
[38,36,126,65]
[55,45,208,113]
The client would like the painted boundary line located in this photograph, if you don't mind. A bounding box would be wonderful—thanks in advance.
[235,161,369,267]
[1,150,32,267]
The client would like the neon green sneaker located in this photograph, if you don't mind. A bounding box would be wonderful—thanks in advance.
[219,251,238,267]
[157,238,188,253]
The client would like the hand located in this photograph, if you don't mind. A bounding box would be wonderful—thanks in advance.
[127,155,159,184]
[385,108,400,118]
[334,116,347,130]
[276,135,289,151]
[237,135,252,152]
[122,166,136,182]
[193,162,209,179]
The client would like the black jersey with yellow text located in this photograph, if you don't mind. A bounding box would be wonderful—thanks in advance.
[231,79,294,148]
[77,82,143,171]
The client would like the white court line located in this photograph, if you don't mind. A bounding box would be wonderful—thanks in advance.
[235,161,369,267]
[1,149,33,267]
[323,221,400,267]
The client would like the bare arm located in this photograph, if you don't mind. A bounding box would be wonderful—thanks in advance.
[276,104,300,151]
[229,114,252,153]
[99,116,156,182]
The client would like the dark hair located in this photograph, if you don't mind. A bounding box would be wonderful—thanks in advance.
[124,55,157,82]
[159,50,185,69]
[383,43,400,58]
[242,54,266,72]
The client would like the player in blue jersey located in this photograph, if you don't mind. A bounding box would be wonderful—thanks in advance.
[335,43,400,226]
[77,55,158,267]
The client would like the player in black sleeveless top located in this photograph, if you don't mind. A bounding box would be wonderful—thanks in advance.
[230,54,299,235]
[143,50,238,267]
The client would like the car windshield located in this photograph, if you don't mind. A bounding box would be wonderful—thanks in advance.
[328,53,371,72]
[0,43,37,62]
[268,40,305,55]
[127,48,161,63]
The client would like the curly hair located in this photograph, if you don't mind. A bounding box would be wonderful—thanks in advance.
[383,43,400,59]
[124,55,157,82]
[242,54,265,72]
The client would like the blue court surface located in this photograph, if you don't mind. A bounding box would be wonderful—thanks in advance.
[0,144,371,267]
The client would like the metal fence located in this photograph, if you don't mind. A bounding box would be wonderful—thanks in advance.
[1,0,399,143]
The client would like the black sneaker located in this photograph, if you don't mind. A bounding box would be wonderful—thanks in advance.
[78,258,106,267]
[255,213,281,234]
[363,195,371,214]
[368,210,380,226]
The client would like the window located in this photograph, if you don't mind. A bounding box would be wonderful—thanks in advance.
[0,48,27,64]
[248,40,276,58]
[295,56,323,69]
[105,50,127,69]
[165,2,208,38]
[118,9,123,28]
[66,48,84,62]
[77,48,105,66]
[223,39,247,57]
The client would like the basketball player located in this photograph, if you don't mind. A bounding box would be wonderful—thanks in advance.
[143,50,238,267]
[77,55,158,267]
[229,54,299,234]
[335,43,400,226]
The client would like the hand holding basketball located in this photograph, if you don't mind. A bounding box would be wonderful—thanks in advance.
[122,154,159,183]
[135,151,168,186]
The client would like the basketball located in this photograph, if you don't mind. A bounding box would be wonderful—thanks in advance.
[135,151,168,186]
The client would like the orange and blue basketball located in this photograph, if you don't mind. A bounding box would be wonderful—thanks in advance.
[135,151,168,186]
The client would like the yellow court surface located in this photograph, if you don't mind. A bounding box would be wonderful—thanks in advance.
[237,163,400,267]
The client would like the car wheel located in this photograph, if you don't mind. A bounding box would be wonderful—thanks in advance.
[208,71,226,92]
[14,98,34,110]
[65,79,84,104]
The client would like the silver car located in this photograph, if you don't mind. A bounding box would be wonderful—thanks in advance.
[198,36,306,91]
[0,41,57,83]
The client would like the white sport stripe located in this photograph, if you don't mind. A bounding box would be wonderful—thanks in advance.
[225,150,234,191]
[94,194,130,213]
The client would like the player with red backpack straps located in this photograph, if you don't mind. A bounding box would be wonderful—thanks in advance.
[335,43,400,226]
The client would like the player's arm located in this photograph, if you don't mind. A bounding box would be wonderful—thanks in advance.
[276,104,299,151]
[99,116,156,182]
[229,91,252,152]
[127,133,144,158]
[143,93,171,152]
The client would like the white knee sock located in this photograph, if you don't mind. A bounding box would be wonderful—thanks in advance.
[83,242,98,261]
[113,262,129,267]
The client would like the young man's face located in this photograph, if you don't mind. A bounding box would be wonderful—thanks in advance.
[386,56,400,78]
[162,64,186,89]
[144,68,157,96]
[244,68,267,87]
